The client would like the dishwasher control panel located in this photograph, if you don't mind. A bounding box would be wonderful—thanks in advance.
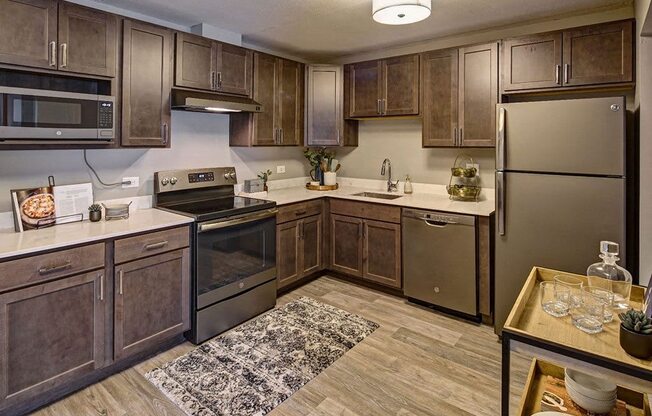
[403,209,473,225]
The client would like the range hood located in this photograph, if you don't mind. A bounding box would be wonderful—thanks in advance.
[171,89,263,113]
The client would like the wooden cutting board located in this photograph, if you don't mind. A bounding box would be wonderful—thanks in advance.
[541,376,626,416]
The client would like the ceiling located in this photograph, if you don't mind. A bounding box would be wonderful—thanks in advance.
[92,0,631,61]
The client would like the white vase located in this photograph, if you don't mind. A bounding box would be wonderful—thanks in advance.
[323,172,337,186]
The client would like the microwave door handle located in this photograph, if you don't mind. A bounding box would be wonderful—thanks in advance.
[198,209,278,233]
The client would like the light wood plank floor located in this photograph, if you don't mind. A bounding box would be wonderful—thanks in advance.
[31,276,532,416]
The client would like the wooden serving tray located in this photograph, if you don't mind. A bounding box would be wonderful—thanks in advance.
[306,183,338,191]
[517,359,651,416]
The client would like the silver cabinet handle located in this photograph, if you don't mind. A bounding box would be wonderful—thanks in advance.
[162,123,169,144]
[453,127,458,146]
[382,99,387,115]
[210,71,216,89]
[280,128,283,144]
[497,107,506,170]
[60,43,68,68]
[99,274,104,301]
[377,99,381,115]
[49,41,57,67]
[145,240,168,250]
[217,72,222,88]
[564,63,570,84]
[118,270,124,295]
[336,129,341,145]
[38,260,72,275]
[555,64,561,85]
[459,128,463,146]
[497,171,506,236]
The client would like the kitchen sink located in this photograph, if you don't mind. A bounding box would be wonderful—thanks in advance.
[351,192,403,200]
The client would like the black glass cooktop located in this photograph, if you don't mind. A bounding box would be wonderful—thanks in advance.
[159,196,276,222]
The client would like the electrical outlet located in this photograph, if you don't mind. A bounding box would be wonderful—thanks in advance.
[276,165,286,174]
[466,163,479,175]
[122,176,139,189]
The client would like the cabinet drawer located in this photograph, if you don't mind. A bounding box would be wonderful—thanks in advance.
[114,227,189,264]
[0,244,105,293]
[277,200,323,224]
[330,199,401,223]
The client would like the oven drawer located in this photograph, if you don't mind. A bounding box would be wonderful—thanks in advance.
[114,226,190,264]
[277,200,323,224]
[0,243,105,293]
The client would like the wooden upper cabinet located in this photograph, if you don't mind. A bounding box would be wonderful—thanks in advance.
[502,33,562,91]
[348,60,383,117]
[563,20,633,87]
[175,33,214,90]
[121,20,172,147]
[251,52,278,146]
[459,42,498,147]
[278,58,303,145]
[216,43,253,96]
[57,2,117,77]
[382,54,419,116]
[421,48,458,147]
[0,0,57,69]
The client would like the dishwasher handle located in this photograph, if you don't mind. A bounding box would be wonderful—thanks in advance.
[423,219,450,228]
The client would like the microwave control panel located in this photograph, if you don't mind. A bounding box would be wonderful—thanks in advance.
[98,101,114,129]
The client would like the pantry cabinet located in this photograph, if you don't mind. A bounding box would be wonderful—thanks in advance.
[502,20,633,93]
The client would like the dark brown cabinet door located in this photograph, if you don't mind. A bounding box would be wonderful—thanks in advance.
[306,65,341,146]
[277,220,300,289]
[0,271,106,409]
[502,33,562,91]
[57,2,117,77]
[175,33,214,91]
[363,220,401,288]
[563,20,633,87]
[421,48,458,147]
[121,20,172,147]
[114,249,190,360]
[348,60,383,117]
[216,43,253,96]
[301,214,322,275]
[459,42,498,148]
[0,0,57,69]
[330,214,363,277]
[252,52,278,146]
[278,59,304,145]
[382,54,419,116]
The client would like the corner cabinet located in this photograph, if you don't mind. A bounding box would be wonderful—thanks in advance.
[421,42,497,148]
[230,53,304,147]
[346,54,419,118]
[502,20,633,93]
[121,20,173,147]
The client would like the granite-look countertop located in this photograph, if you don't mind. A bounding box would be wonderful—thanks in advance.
[0,208,193,260]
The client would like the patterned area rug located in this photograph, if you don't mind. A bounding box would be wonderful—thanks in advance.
[145,297,379,416]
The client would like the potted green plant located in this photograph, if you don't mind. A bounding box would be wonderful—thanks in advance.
[619,309,652,359]
[304,147,335,184]
[88,203,102,222]
[258,169,273,192]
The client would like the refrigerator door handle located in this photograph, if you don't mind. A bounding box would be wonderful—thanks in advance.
[497,171,505,236]
[497,107,506,170]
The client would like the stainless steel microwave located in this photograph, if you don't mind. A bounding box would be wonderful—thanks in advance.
[0,87,115,143]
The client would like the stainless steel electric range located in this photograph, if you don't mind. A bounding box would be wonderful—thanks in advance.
[154,167,277,344]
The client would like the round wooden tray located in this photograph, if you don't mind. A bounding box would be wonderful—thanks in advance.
[306,183,338,191]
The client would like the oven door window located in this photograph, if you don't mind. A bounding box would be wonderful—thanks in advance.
[6,94,98,128]
[196,216,276,298]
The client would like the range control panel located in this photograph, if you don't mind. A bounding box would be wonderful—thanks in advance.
[154,167,237,193]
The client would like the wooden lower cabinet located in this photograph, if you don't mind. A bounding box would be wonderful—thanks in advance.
[330,214,364,277]
[114,248,190,360]
[276,214,323,289]
[0,271,107,410]
[363,220,401,288]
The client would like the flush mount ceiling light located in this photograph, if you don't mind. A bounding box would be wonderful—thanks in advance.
[372,0,432,25]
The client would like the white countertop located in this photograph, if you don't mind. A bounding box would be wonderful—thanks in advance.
[0,208,193,260]
[262,181,495,217]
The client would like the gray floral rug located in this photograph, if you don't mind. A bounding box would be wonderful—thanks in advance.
[145,297,379,416]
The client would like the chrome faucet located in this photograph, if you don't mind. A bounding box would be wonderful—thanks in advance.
[381,158,399,192]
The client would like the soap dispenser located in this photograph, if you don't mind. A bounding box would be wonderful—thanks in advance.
[404,175,413,194]
[586,241,633,310]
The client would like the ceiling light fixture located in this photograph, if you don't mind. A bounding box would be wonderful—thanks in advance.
[372,0,431,25]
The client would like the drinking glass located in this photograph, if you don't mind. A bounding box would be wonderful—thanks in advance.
[554,275,583,309]
[571,290,605,334]
[540,281,571,317]
[582,286,614,323]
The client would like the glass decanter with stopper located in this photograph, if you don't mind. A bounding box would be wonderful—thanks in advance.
[586,241,632,310]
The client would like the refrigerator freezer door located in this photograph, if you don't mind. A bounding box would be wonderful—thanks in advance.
[494,172,625,334]
[497,96,625,176]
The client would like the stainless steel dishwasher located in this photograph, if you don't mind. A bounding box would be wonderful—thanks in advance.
[402,208,478,318]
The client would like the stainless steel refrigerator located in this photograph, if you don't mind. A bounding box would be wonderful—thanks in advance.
[494,96,626,335]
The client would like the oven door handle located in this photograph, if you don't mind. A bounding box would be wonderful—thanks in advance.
[198,208,278,233]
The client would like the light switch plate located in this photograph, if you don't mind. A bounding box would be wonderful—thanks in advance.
[276,165,286,174]
[122,176,139,188]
